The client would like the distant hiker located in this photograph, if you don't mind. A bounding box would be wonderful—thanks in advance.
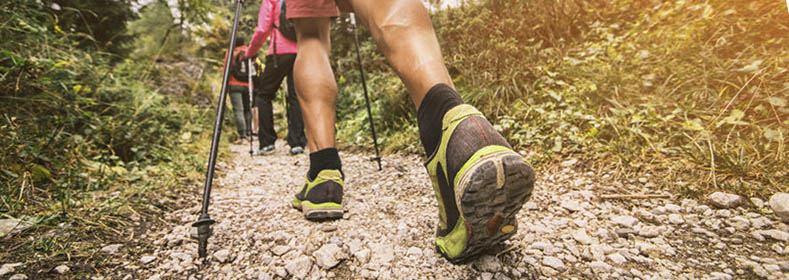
[245,0,306,155]
[248,0,535,263]
[222,37,253,142]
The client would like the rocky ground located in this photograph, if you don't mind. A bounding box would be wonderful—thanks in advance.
[88,142,788,280]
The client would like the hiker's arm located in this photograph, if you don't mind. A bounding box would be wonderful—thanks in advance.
[246,0,275,58]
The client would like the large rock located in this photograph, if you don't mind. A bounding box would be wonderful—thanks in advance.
[756,230,789,242]
[220,264,233,274]
[473,255,502,272]
[284,255,312,279]
[347,239,363,252]
[0,219,31,237]
[0,263,22,277]
[274,267,287,278]
[638,226,660,238]
[369,244,395,267]
[140,256,156,264]
[726,216,750,231]
[560,200,583,212]
[611,216,639,228]
[271,245,290,256]
[312,244,345,269]
[213,249,231,263]
[529,242,555,255]
[541,256,566,271]
[668,214,684,225]
[572,229,593,245]
[750,197,765,208]
[353,248,371,263]
[607,253,627,265]
[708,192,742,209]
[101,244,123,255]
[54,265,70,274]
[406,247,423,257]
[588,261,612,274]
[769,193,789,222]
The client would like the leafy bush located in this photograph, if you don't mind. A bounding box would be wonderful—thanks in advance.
[0,0,213,267]
[50,0,138,59]
[331,0,788,196]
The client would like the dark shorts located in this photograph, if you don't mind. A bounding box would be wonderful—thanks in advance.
[286,0,352,19]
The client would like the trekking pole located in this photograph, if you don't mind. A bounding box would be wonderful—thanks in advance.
[192,0,243,259]
[248,58,256,156]
[350,13,382,171]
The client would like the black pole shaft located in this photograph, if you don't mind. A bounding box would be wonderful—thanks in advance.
[248,59,254,156]
[199,0,243,216]
[352,15,382,171]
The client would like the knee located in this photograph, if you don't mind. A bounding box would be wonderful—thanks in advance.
[292,18,331,44]
[371,1,430,49]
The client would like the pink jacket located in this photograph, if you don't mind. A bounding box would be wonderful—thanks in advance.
[246,0,298,57]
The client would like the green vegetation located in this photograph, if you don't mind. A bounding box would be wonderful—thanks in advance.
[332,0,788,197]
[0,0,222,276]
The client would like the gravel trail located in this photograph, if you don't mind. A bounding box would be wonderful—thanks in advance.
[118,143,788,279]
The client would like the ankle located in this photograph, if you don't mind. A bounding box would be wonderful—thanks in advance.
[417,84,464,156]
[308,148,342,180]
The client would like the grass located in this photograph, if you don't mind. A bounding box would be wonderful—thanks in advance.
[331,0,788,198]
[0,0,234,276]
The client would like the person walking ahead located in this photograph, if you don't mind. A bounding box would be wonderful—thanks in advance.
[246,0,306,155]
[250,0,536,262]
[222,37,252,142]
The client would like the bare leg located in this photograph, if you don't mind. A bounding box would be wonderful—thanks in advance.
[349,0,454,107]
[291,17,337,152]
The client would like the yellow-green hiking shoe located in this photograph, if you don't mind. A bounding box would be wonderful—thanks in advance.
[427,104,535,263]
[292,169,344,220]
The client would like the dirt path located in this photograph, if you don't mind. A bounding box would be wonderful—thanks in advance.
[111,143,787,279]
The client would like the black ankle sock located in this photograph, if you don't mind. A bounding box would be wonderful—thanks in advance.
[308,148,342,181]
[417,83,464,157]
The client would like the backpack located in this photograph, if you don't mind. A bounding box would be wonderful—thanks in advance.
[273,0,297,42]
[230,49,261,83]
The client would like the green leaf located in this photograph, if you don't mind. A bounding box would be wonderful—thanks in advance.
[11,56,25,65]
[1,169,19,178]
[586,127,599,137]
[30,164,51,182]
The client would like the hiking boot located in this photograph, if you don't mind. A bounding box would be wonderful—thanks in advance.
[426,104,535,263]
[290,146,305,155]
[253,144,275,155]
[292,169,344,220]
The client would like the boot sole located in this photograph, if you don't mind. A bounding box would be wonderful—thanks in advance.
[292,201,344,220]
[442,151,535,263]
[303,207,344,220]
